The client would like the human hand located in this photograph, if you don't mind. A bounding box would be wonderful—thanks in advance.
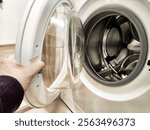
[0,55,44,90]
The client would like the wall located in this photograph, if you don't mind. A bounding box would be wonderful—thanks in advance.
[0,0,86,45]
[0,0,29,44]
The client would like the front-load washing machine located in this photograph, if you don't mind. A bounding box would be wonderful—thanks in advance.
[16,0,150,112]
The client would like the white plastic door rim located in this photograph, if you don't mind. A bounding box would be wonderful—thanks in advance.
[15,0,84,107]
[80,0,150,101]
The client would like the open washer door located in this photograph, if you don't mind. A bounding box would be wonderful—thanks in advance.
[15,0,84,107]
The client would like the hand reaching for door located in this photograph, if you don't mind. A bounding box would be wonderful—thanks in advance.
[0,55,44,90]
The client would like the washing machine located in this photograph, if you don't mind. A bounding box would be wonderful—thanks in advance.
[15,0,150,112]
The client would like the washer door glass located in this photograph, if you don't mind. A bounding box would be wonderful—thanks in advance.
[42,5,84,87]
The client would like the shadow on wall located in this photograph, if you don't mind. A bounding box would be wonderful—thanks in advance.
[0,0,29,44]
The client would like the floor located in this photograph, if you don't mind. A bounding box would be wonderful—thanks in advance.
[17,98,72,113]
[0,44,15,58]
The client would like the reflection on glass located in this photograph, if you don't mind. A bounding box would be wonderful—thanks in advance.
[69,11,85,82]
[42,4,68,87]
[42,3,84,88]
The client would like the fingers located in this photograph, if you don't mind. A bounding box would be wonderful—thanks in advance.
[8,54,45,72]
[28,60,45,76]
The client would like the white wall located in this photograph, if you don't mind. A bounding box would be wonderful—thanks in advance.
[0,0,86,45]
[0,0,29,44]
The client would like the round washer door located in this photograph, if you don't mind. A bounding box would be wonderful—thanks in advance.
[15,0,84,107]
[80,0,150,101]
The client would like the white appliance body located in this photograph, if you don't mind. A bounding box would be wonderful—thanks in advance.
[16,0,150,112]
